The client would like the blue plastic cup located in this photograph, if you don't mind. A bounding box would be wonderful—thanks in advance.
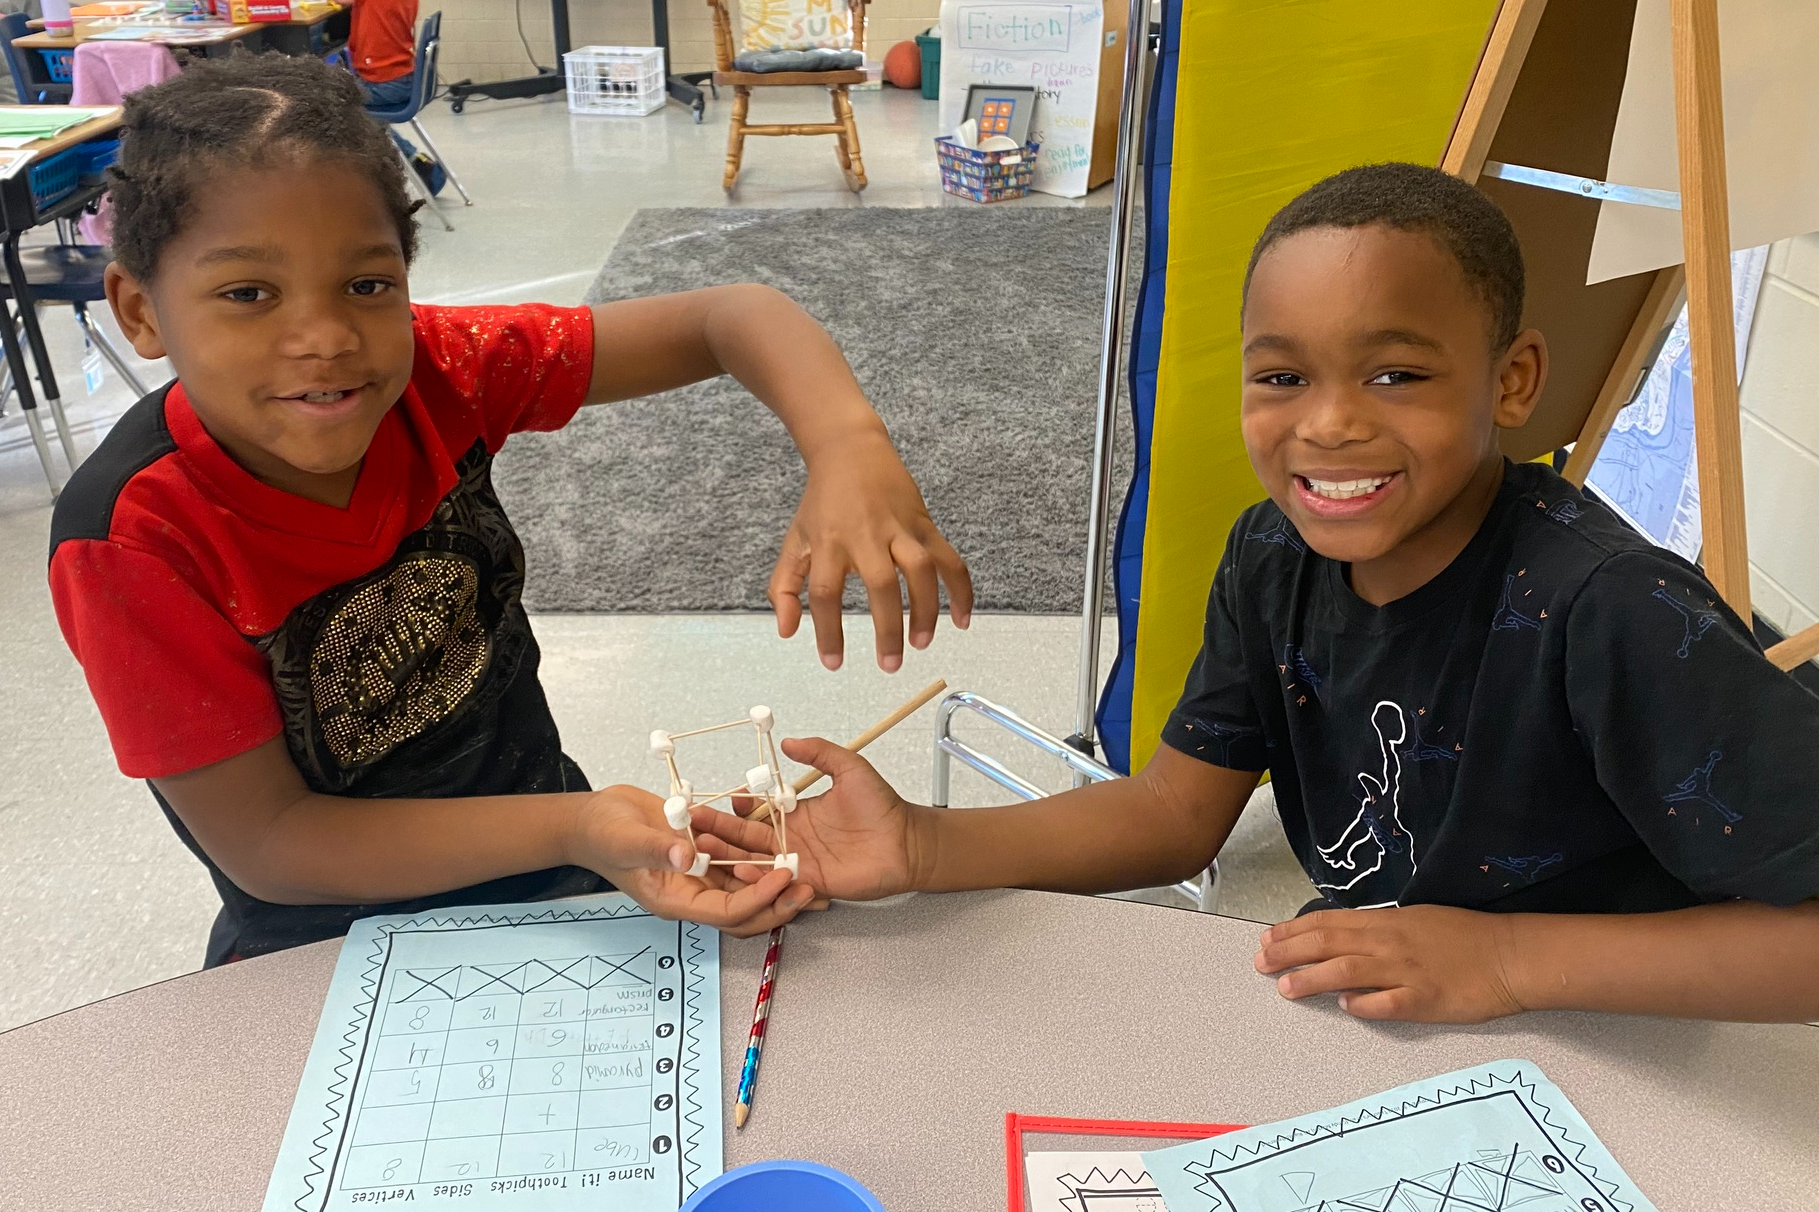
[682,1160,886,1212]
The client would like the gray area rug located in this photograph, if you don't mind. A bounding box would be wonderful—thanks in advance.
[495,207,1137,613]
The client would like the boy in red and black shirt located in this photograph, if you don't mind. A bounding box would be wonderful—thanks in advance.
[54,57,970,964]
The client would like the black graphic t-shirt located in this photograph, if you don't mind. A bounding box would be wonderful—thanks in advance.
[1163,461,1819,914]
[50,305,606,963]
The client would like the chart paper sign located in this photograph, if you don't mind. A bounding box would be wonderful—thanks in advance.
[262,896,722,1212]
[939,0,1109,197]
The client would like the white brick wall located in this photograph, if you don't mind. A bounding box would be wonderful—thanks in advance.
[1740,233,1819,647]
[430,0,936,83]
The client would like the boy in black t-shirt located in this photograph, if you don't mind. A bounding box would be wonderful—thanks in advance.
[691,163,1819,1023]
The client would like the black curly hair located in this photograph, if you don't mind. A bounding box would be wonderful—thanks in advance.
[108,51,418,282]
[1244,162,1526,352]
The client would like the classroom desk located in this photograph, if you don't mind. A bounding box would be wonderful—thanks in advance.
[11,7,349,94]
[1,891,1815,1210]
[0,108,122,494]
[14,17,260,50]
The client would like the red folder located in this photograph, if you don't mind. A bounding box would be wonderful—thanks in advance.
[1004,1112,1246,1212]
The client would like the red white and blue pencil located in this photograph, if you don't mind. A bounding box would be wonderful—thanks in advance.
[733,924,784,1129]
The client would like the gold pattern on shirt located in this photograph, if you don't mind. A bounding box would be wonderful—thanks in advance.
[309,553,491,766]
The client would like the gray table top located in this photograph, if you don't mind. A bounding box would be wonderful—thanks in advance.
[2,890,1816,1211]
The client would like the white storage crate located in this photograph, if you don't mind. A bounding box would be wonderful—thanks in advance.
[564,46,667,117]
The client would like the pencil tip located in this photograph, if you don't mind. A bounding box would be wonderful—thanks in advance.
[734,1104,750,1129]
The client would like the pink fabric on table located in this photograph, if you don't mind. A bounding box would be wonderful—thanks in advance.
[71,42,182,245]
[70,41,182,105]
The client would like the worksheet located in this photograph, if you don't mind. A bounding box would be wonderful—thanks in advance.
[262,895,722,1212]
[1025,1151,1169,1211]
[1142,1061,1659,1212]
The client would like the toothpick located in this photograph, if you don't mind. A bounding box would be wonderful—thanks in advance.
[668,719,753,741]
[748,678,949,822]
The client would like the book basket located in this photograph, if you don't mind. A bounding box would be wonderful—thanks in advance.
[934,137,1039,203]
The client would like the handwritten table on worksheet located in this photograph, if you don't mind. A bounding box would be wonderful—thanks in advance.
[261,898,721,1212]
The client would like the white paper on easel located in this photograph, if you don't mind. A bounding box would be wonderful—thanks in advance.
[1587,0,1819,284]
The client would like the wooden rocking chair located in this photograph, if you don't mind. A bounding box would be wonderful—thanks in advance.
[707,0,870,192]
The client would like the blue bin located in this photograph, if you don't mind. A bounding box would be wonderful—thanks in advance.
[74,139,120,182]
[682,1160,886,1212]
[38,49,75,83]
[28,145,82,211]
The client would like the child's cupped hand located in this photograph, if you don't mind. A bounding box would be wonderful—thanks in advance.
[572,785,819,937]
[690,737,924,904]
[769,430,973,673]
[1253,905,1527,1023]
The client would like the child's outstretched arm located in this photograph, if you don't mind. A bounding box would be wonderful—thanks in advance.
[689,738,1261,901]
[1254,898,1819,1023]
[584,286,973,673]
[154,737,813,937]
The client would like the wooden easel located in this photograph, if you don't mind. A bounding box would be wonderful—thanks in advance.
[1439,0,1817,672]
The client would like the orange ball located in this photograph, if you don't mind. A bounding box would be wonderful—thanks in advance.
[883,40,921,90]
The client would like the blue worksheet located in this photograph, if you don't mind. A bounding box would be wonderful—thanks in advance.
[1142,1060,1659,1212]
[262,895,722,1212]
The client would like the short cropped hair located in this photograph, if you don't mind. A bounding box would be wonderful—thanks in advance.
[108,52,418,282]
[1244,162,1526,351]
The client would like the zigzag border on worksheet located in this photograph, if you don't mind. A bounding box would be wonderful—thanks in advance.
[1058,1167,1153,1188]
[1179,1063,1631,1212]
[1055,1166,1164,1212]
[680,922,712,1194]
[291,898,652,1211]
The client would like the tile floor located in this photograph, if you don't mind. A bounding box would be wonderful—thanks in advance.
[0,86,1307,1032]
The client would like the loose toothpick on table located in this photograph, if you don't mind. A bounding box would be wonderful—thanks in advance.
[732,677,949,1131]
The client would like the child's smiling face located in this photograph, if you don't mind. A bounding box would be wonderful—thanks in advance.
[1240,223,1546,603]
[107,156,415,506]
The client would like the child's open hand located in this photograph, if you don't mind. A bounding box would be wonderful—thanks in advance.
[689,737,925,902]
[1253,905,1527,1023]
[570,785,817,937]
[769,430,973,673]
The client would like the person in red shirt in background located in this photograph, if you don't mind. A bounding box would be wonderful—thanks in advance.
[342,0,446,194]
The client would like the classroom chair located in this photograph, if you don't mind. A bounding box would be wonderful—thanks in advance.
[0,243,152,485]
[707,0,870,192]
[0,12,72,104]
[361,11,471,232]
[0,240,150,491]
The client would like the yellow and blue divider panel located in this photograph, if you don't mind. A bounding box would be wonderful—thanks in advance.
[1104,0,1502,772]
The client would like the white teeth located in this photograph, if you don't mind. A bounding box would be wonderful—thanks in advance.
[301,391,346,403]
[1305,475,1392,500]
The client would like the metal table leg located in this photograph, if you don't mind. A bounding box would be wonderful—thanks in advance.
[652,0,712,122]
